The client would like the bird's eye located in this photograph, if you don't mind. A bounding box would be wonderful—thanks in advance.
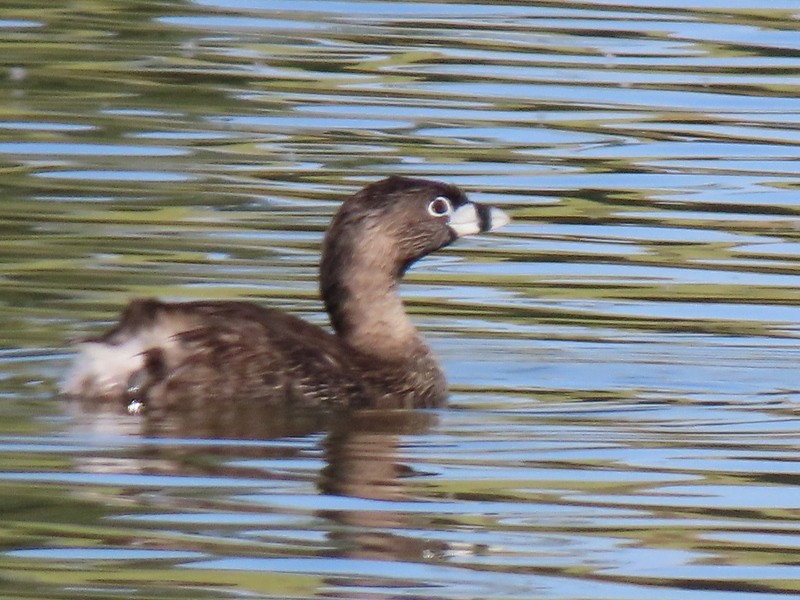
[427,196,453,217]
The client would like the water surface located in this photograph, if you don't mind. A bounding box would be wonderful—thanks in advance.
[1,1,799,599]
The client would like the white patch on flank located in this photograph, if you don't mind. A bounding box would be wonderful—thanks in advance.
[61,338,147,397]
[61,319,193,398]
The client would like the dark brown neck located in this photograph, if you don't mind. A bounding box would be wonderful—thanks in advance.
[320,230,425,359]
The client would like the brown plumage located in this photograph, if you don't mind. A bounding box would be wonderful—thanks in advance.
[62,176,510,412]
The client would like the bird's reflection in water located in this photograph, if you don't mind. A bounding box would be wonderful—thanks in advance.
[320,409,450,564]
[69,394,332,440]
[69,395,448,565]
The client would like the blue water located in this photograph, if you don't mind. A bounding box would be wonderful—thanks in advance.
[0,1,799,599]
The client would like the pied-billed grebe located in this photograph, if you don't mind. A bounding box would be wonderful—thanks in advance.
[62,176,510,411]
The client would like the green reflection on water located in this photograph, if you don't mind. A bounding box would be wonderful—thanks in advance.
[1,0,800,599]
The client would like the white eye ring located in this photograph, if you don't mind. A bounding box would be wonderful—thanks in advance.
[427,196,453,217]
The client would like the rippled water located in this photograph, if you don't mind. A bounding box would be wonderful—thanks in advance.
[1,1,800,598]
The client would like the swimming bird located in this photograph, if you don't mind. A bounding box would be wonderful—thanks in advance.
[62,176,510,412]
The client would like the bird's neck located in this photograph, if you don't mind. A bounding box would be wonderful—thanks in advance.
[320,233,426,359]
